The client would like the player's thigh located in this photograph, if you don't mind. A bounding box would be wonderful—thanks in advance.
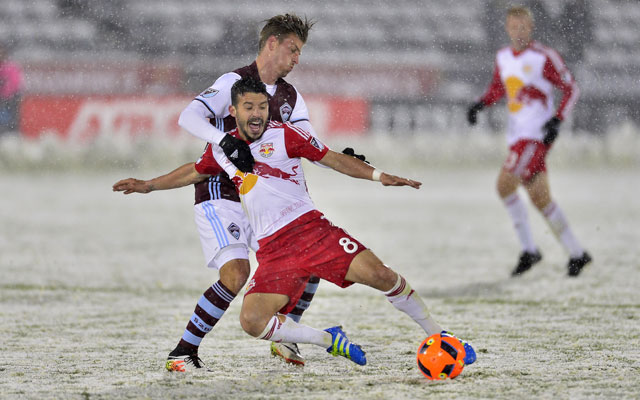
[524,172,552,210]
[500,139,548,198]
[344,250,397,292]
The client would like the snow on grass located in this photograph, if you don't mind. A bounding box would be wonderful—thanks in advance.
[0,134,639,399]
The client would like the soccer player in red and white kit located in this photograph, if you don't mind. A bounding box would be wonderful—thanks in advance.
[208,76,476,368]
[467,6,591,277]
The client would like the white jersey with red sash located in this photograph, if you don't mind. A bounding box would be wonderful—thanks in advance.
[213,121,329,242]
[479,41,579,145]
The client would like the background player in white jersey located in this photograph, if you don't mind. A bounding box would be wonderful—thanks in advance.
[115,14,365,370]
[210,76,476,369]
[466,5,591,277]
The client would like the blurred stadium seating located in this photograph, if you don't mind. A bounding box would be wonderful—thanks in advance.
[1,0,638,135]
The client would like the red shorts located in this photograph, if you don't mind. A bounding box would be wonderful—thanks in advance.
[246,210,366,315]
[502,139,548,182]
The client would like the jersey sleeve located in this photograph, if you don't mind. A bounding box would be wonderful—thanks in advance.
[178,100,226,144]
[194,72,240,117]
[542,52,579,120]
[479,62,506,106]
[283,123,329,161]
[211,141,238,177]
[289,88,311,125]
[178,72,241,145]
[194,144,224,175]
[292,119,319,139]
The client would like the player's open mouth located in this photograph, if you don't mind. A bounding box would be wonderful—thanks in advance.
[248,120,263,134]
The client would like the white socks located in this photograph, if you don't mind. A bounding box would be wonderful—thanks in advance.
[258,315,331,348]
[503,192,584,257]
[543,201,584,257]
[384,274,442,336]
[503,193,537,253]
[257,275,443,345]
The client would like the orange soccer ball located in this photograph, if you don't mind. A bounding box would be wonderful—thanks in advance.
[416,333,466,380]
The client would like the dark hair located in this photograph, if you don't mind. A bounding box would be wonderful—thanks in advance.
[258,13,315,52]
[231,76,268,106]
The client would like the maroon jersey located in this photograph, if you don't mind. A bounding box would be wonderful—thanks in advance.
[193,62,302,205]
[194,142,240,204]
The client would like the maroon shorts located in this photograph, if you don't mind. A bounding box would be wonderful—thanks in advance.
[502,139,548,182]
[246,210,366,314]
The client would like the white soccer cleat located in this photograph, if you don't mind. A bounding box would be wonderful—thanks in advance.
[271,342,305,366]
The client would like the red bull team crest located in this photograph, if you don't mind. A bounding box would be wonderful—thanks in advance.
[259,143,275,158]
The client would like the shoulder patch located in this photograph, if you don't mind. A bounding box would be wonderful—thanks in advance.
[309,137,324,151]
[201,87,219,98]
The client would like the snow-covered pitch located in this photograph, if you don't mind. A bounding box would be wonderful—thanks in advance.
[1,131,638,399]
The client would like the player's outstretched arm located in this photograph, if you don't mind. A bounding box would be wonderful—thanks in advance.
[318,150,421,189]
[112,163,210,195]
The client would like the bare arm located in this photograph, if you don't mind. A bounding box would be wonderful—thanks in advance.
[318,150,421,189]
[112,163,210,195]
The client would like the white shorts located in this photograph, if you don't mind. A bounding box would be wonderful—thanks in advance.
[194,199,258,270]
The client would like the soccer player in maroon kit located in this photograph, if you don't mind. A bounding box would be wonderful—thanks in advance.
[467,6,591,277]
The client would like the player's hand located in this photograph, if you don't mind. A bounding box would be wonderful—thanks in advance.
[342,147,369,164]
[542,116,561,146]
[219,134,255,173]
[467,102,484,125]
[380,173,421,189]
[112,178,152,194]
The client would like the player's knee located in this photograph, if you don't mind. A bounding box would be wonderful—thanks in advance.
[497,173,518,198]
[239,307,266,337]
[220,260,251,294]
[497,181,512,198]
[526,186,551,211]
[227,273,250,294]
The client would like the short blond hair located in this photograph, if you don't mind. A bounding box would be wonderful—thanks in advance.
[507,5,534,23]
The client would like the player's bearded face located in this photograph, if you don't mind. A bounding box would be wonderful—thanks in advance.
[233,92,269,142]
[506,15,533,51]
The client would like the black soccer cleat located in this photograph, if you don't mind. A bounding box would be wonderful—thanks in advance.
[166,345,205,372]
[511,250,542,276]
[567,252,592,277]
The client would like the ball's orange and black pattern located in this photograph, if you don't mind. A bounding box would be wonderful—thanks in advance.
[416,333,466,380]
